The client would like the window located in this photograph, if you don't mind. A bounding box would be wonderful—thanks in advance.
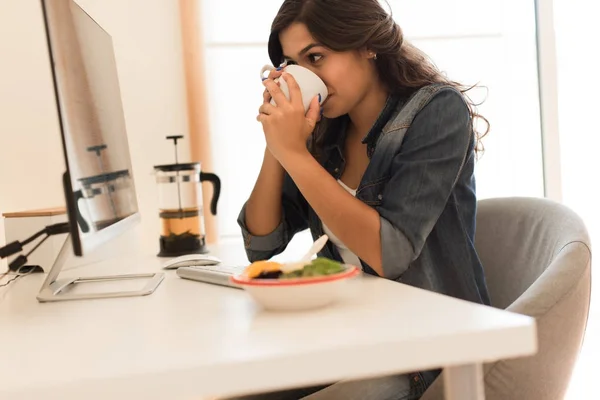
[202,0,544,242]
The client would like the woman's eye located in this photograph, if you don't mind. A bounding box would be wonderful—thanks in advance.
[308,54,323,64]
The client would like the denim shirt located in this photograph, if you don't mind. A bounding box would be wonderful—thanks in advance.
[238,83,491,393]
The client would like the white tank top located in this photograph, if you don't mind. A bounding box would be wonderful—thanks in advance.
[321,180,363,269]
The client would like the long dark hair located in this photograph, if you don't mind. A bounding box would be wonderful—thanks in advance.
[268,0,489,157]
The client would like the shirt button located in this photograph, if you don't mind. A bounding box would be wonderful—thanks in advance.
[334,168,339,173]
[378,194,383,200]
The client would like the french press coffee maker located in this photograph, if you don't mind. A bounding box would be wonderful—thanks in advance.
[153,136,221,257]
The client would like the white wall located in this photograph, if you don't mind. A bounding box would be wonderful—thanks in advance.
[0,0,65,269]
[0,0,190,268]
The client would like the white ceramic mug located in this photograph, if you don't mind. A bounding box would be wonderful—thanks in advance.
[260,64,328,113]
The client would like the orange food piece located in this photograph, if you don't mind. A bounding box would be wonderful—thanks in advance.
[243,261,283,279]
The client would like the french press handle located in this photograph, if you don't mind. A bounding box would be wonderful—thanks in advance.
[199,172,221,215]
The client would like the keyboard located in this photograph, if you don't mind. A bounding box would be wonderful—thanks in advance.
[176,264,247,289]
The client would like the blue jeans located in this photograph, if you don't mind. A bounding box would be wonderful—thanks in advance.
[227,373,421,400]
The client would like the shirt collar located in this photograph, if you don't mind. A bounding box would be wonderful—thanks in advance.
[361,94,401,146]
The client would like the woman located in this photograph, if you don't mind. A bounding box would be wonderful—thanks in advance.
[235,0,491,398]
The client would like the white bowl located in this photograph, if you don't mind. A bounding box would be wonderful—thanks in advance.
[230,265,360,311]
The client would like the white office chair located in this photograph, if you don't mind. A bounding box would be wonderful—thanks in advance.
[421,197,592,400]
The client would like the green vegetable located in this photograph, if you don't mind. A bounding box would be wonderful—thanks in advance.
[281,257,345,279]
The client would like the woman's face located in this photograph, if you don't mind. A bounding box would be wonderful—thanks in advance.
[279,23,377,118]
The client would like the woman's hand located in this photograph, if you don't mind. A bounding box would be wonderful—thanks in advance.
[257,72,321,165]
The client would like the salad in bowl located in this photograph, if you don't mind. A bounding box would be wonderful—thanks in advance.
[231,242,360,311]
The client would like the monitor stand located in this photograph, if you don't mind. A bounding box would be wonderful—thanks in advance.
[36,235,164,302]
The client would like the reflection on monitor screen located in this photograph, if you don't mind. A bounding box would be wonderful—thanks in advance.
[44,0,138,252]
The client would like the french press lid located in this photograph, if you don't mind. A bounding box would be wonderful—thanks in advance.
[153,135,200,172]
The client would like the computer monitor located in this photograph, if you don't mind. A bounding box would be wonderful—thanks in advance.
[37,0,163,302]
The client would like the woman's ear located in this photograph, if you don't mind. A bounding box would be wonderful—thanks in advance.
[360,48,377,60]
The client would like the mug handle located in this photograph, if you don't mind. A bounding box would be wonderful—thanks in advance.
[260,64,275,80]
[199,172,221,215]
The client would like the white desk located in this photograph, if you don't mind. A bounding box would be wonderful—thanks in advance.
[0,240,537,400]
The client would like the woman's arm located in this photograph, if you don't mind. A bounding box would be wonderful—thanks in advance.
[237,149,309,262]
[238,69,310,262]
[280,152,384,274]
[244,148,286,236]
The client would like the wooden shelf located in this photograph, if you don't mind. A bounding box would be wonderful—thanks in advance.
[2,207,67,218]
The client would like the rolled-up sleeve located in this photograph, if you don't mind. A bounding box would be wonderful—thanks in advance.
[378,88,472,279]
[237,172,309,262]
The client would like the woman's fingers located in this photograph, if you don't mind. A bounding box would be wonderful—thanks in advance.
[266,67,283,81]
[263,79,287,107]
[262,67,284,104]
[281,73,303,109]
[263,88,272,104]
[258,102,277,116]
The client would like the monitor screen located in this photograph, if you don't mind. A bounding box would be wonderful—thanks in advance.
[41,0,139,256]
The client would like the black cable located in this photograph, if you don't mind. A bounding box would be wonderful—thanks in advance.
[21,229,47,247]
[25,234,50,258]
[0,222,69,260]
[0,229,45,259]
[0,274,22,288]
[0,222,69,274]
[45,222,70,236]
[7,234,52,272]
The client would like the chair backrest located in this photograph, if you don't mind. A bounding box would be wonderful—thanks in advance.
[421,197,592,400]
